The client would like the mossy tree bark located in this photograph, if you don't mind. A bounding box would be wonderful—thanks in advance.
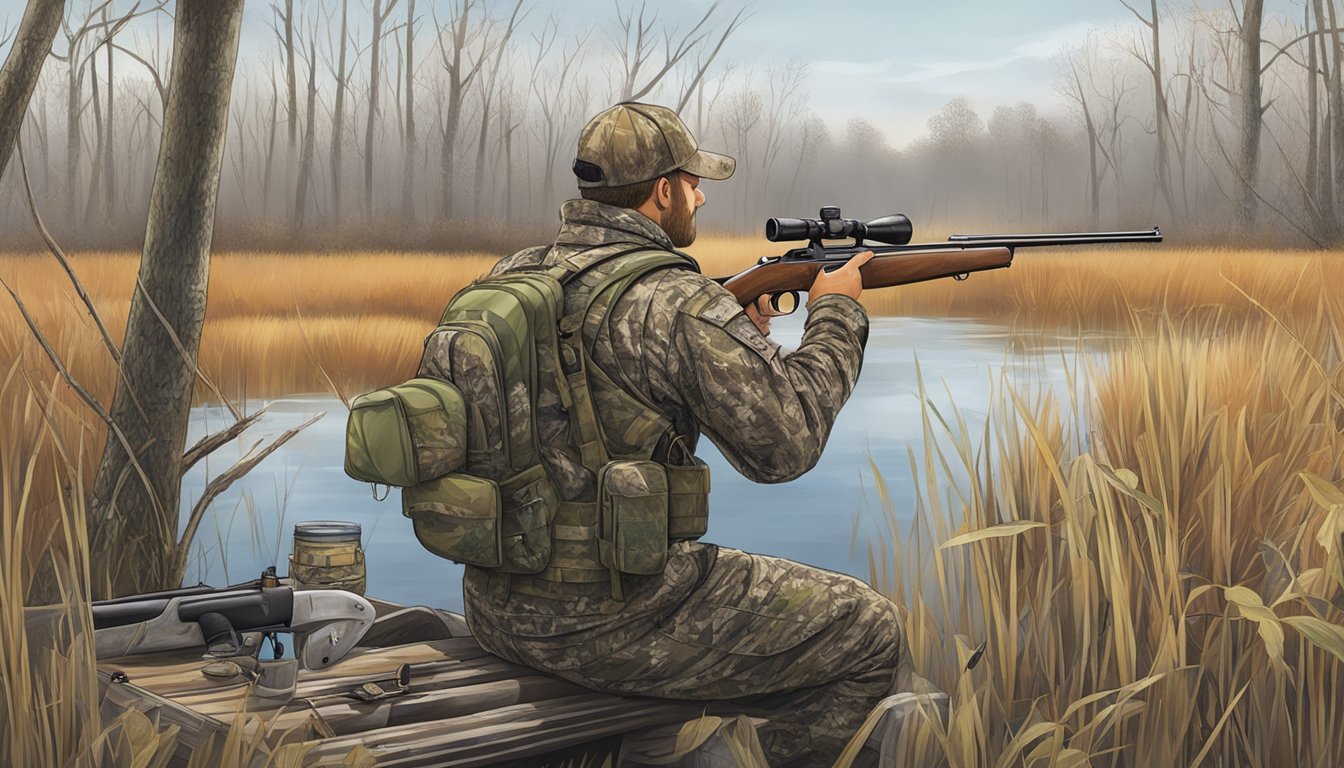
[89,0,245,597]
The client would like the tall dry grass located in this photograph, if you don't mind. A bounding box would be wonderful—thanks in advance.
[0,241,1332,406]
[4,240,1343,764]
[857,274,1344,764]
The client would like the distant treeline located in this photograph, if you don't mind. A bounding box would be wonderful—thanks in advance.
[0,0,1338,250]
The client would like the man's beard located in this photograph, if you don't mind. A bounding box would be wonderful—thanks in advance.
[661,181,697,247]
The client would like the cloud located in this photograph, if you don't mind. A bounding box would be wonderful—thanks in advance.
[811,57,900,76]
[1011,21,1102,58]
[882,55,1023,84]
[861,20,1102,87]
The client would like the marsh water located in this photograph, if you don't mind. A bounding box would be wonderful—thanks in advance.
[179,315,1107,612]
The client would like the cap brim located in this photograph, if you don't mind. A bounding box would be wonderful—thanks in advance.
[681,149,736,181]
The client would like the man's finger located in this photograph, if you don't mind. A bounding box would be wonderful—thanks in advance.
[847,250,876,271]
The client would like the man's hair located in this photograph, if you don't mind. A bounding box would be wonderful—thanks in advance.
[580,172,680,209]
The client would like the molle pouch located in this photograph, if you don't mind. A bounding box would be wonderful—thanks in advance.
[402,474,502,568]
[344,378,468,487]
[598,460,670,576]
[666,456,710,540]
[419,322,511,478]
[496,464,558,574]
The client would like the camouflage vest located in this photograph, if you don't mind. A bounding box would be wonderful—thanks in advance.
[344,241,711,599]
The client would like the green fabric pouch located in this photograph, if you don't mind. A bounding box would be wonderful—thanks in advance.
[496,464,558,574]
[345,377,468,487]
[598,460,669,576]
[402,473,502,568]
[666,457,710,540]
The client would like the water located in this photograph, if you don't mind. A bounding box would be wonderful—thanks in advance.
[179,315,1104,612]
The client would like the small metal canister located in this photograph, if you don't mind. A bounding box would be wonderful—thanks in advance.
[289,521,366,595]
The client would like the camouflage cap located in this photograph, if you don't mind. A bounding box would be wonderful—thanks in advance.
[573,102,736,188]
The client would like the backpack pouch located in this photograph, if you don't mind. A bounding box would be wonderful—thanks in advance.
[420,322,511,478]
[496,463,558,574]
[344,377,467,487]
[403,473,502,568]
[666,456,710,540]
[598,460,669,576]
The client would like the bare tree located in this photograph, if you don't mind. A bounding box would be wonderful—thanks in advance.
[295,9,319,231]
[434,0,490,219]
[1061,43,1105,228]
[1234,0,1266,227]
[90,0,247,596]
[326,0,356,222]
[0,0,65,180]
[529,17,587,213]
[471,0,526,218]
[609,0,715,103]
[364,0,400,221]
[401,0,418,221]
[1119,0,1181,219]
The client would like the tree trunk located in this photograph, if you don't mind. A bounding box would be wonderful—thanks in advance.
[284,0,297,150]
[1313,0,1335,236]
[90,0,246,597]
[0,0,64,181]
[401,0,416,222]
[1326,0,1344,232]
[295,35,317,231]
[331,0,348,223]
[103,22,115,222]
[1236,0,1264,229]
[1147,0,1180,219]
[365,0,385,222]
[1307,2,1321,231]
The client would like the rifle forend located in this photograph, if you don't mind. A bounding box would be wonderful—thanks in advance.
[716,207,1162,312]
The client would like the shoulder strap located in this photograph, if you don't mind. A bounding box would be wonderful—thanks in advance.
[551,247,693,473]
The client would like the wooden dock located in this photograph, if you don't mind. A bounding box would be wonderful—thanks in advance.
[93,599,754,767]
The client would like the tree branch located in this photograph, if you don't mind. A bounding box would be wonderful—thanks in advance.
[173,410,325,584]
[181,407,268,474]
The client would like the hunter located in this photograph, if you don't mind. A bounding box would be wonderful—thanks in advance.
[464,102,906,766]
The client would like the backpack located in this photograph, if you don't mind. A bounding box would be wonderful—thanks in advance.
[345,246,702,577]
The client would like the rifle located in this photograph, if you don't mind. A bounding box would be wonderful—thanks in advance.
[715,206,1162,313]
[92,571,374,670]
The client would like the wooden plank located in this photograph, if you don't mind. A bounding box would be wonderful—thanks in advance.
[188,658,535,718]
[298,694,703,767]
[98,670,229,764]
[267,674,586,736]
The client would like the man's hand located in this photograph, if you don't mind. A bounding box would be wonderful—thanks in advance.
[807,250,874,308]
[744,294,788,336]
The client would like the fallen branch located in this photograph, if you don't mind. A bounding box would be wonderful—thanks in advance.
[181,406,268,474]
[172,410,325,583]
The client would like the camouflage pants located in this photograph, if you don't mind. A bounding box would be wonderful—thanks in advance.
[463,541,906,767]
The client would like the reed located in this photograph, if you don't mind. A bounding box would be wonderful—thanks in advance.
[3,241,1342,763]
[853,273,1344,764]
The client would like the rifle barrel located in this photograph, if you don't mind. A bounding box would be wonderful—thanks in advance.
[946,228,1162,247]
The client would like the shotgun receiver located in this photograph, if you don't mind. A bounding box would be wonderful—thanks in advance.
[715,207,1162,312]
[92,578,374,670]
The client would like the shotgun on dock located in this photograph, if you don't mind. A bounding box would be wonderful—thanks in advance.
[714,206,1163,313]
[92,572,375,670]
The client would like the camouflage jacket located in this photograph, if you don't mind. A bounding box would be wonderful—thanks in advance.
[490,199,870,494]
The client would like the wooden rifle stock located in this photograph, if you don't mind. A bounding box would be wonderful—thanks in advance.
[720,246,1014,307]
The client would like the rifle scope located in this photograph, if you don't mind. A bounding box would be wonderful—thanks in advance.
[765,207,913,246]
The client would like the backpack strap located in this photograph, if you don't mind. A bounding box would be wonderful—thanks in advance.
[548,246,693,476]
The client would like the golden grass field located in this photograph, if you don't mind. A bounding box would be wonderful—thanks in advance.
[2,236,1343,765]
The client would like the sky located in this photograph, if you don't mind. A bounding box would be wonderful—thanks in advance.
[0,0,1316,147]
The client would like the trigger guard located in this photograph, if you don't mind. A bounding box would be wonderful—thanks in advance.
[768,291,800,316]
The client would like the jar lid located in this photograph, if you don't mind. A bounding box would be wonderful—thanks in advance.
[294,520,362,541]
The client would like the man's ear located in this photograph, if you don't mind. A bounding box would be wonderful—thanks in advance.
[652,176,674,210]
